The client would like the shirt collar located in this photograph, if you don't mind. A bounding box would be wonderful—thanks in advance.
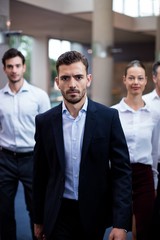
[2,79,30,94]
[62,97,88,114]
[150,89,160,100]
[119,98,150,112]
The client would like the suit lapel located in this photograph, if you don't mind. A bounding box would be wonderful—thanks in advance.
[52,104,65,173]
[81,99,97,165]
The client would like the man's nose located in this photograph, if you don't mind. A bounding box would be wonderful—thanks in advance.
[12,66,17,72]
[69,77,76,87]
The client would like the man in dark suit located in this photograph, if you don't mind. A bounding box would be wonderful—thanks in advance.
[33,51,132,240]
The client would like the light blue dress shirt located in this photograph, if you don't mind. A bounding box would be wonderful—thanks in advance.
[62,98,88,200]
[0,80,51,152]
[112,98,160,189]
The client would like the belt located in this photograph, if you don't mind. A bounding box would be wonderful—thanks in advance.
[0,147,33,157]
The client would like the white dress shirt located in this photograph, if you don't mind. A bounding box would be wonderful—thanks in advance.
[112,98,160,189]
[0,80,51,152]
[143,89,160,164]
[62,98,88,200]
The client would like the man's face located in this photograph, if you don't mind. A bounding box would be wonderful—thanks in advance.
[153,66,160,95]
[55,62,92,104]
[3,56,26,84]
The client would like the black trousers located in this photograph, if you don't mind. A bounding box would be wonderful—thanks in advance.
[50,198,104,240]
[0,149,36,240]
[152,162,160,238]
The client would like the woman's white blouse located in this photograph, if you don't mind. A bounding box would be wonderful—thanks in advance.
[111,98,160,189]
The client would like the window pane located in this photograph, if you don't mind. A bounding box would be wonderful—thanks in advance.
[153,0,160,16]
[113,0,124,14]
[124,0,139,17]
[113,0,160,17]
[139,0,153,16]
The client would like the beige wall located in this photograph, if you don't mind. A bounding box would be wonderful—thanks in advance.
[17,0,93,14]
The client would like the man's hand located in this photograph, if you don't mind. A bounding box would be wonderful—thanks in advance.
[34,224,46,240]
[108,227,127,240]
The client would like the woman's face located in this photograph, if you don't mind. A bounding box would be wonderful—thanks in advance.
[123,66,147,96]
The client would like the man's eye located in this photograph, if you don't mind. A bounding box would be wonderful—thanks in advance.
[7,65,12,69]
[16,64,21,68]
[61,76,69,81]
[75,75,83,80]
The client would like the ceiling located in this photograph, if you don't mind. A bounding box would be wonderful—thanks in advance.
[9,0,155,45]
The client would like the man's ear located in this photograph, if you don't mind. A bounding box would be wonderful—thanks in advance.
[55,76,60,89]
[153,75,157,84]
[87,74,92,87]
[23,64,26,73]
[55,76,58,84]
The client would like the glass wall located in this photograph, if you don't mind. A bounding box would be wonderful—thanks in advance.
[113,0,160,17]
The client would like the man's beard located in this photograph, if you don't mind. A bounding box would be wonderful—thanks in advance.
[62,90,86,104]
[9,78,21,84]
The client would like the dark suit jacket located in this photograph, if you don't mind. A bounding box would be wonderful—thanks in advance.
[33,98,132,239]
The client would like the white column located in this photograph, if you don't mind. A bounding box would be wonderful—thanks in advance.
[31,37,50,93]
[155,16,160,61]
[0,0,9,31]
[92,0,113,106]
[0,0,10,88]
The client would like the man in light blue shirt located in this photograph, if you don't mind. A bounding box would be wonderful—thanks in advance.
[0,48,51,240]
[33,50,132,240]
[143,60,160,239]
